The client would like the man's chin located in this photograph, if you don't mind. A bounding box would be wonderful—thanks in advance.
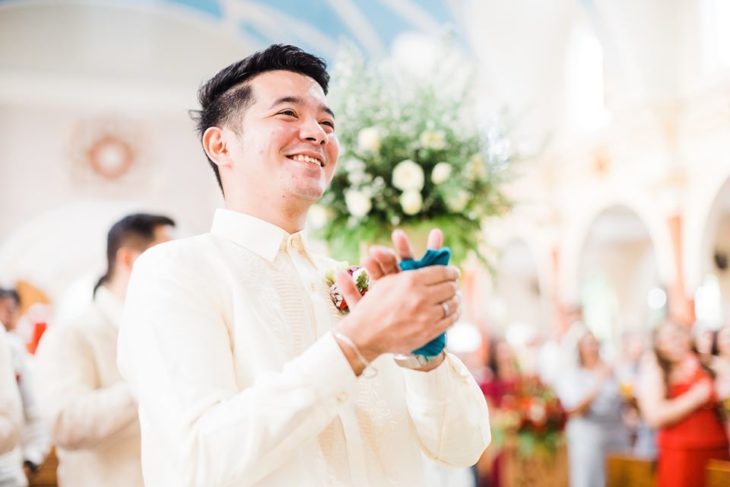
[290,187,326,204]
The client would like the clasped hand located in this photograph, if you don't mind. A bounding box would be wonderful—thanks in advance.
[334,229,461,363]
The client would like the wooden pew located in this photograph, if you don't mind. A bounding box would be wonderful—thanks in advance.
[606,454,655,487]
[706,459,730,487]
[28,447,57,487]
[502,442,569,487]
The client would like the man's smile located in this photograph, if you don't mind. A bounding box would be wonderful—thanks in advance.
[287,151,325,167]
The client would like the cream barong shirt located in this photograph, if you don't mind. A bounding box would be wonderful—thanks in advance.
[118,209,490,487]
[0,329,22,456]
[35,287,142,487]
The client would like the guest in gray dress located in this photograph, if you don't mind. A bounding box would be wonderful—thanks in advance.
[558,331,629,487]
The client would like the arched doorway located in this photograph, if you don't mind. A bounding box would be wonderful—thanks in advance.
[483,239,546,371]
[696,178,730,328]
[578,206,662,352]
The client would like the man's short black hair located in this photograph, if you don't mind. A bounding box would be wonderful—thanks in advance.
[192,44,330,193]
[0,288,19,306]
[94,213,176,295]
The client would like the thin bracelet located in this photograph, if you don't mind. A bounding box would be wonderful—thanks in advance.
[332,330,378,378]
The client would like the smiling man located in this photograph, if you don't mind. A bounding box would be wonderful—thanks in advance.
[117,44,490,486]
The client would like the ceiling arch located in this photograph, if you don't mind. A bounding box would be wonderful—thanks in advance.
[165,0,460,60]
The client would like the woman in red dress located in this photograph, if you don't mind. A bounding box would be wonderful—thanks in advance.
[638,321,729,487]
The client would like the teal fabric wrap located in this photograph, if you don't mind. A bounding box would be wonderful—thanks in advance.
[399,248,451,357]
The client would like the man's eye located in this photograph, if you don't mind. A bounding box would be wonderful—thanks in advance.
[279,110,297,117]
[321,121,335,130]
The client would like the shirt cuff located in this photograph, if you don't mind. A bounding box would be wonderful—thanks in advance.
[23,450,45,466]
[402,353,468,400]
[295,332,359,407]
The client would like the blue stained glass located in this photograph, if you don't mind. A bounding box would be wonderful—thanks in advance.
[257,0,352,41]
[169,0,223,19]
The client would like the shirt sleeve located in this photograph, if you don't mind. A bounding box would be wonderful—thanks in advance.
[0,331,22,455]
[117,247,359,486]
[13,347,50,464]
[401,353,491,467]
[34,326,138,450]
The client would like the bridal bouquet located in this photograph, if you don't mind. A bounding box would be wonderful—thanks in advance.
[491,376,566,458]
[315,46,512,266]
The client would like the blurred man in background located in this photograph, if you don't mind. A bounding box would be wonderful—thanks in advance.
[0,288,50,486]
[0,327,21,459]
[35,213,174,487]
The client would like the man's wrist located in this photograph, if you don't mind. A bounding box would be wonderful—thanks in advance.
[394,351,446,371]
[332,329,378,378]
[333,332,366,377]
[337,316,379,362]
[417,351,446,371]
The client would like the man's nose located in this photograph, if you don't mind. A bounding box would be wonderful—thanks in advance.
[300,118,327,145]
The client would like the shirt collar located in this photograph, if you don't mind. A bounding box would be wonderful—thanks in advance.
[210,208,312,263]
[94,286,124,329]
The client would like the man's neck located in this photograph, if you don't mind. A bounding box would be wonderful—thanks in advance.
[102,278,127,303]
[224,199,309,234]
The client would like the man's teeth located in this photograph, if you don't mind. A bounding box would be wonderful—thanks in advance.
[291,154,323,167]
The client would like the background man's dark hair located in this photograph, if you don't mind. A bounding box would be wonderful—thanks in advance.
[0,288,20,306]
[94,213,176,295]
[192,44,330,193]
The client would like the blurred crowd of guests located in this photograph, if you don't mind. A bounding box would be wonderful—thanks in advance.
[476,312,730,487]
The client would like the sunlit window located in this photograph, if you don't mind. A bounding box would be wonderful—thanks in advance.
[695,273,723,328]
[701,0,730,73]
[563,18,608,133]
[581,274,617,346]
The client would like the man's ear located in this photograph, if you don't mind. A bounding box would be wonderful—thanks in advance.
[116,247,141,274]
[202,126,235,169]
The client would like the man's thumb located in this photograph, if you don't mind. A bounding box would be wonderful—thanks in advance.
[335,271,362,309]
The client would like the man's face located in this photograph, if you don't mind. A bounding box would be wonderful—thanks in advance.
[226,70,339,203]
[0,297,19,332]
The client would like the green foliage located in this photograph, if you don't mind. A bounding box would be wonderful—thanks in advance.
[315,47,513,265]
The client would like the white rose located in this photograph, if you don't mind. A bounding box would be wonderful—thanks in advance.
[308,204,329,229]
[348,170,372,186]
[431,162,452,185]
[345,190,372,218]
[419,130,447,150]
[399,190,423,215]
[392,159,425,191]
[357,127,382,154]
[445,190,469,213]
[343,157,366,173]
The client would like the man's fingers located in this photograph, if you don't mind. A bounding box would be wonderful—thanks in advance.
[369,246,400,276]
[362,256,384,280]
[392,229,415,261]
[426,229,443,250]
[334,271,362,308]
[433,294,461,320]
[413,265,460,285]
[419,302,462,347]
[434,306,461,333]
[426,281,458,304]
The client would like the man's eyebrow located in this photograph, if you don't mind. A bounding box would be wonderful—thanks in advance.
[270,96,335,118]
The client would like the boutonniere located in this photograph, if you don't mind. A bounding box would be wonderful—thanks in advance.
[325,264,370,313]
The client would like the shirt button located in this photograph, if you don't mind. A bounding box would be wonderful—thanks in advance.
[336,391,348,403]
